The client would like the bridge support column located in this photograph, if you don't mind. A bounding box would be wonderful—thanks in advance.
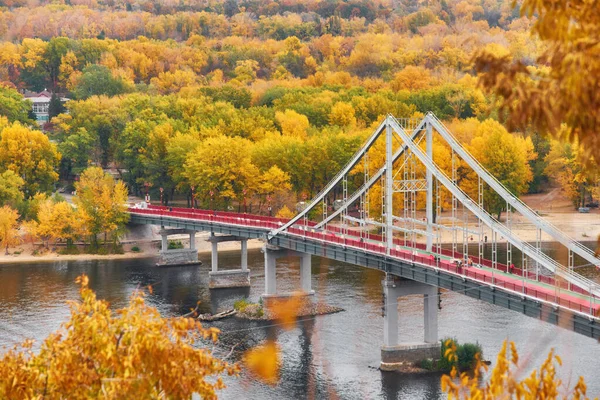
[300,253,312,293]
[262,244,314,299]
[208,233,250,289]
[380,275,440,371]
[157,228,200,267]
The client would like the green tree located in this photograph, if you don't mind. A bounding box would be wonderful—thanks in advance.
[48,93,66,121]
[74,167,129,248]
[0,85,34,125]
[72,65,129,100]
[43,37,72,90]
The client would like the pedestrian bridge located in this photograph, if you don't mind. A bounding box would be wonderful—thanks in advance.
[129,205,599,342]
[128,113,600,368]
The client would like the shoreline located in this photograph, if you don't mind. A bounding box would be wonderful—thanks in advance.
[0,236,266,265]
[1,207,598,265]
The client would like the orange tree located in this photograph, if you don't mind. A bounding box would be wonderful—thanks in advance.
[474,0,600,164]
[0,275,237,399]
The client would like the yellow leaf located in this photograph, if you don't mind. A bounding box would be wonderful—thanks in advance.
[243,340,280,385]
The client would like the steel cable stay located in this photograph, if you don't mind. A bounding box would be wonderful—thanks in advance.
[426,113,600,268]
[267,117,391,239]
[387,116,600,298]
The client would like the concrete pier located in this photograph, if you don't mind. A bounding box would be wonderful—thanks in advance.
[262,244,314,298]
[157,228,200,267]
[207,233,250,289]
[380,275,440,371]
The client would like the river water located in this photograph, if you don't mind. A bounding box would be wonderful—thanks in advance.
[0,244,599,399]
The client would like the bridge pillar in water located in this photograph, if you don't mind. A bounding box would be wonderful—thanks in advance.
[207,233,250,289]
[262,244,314,299]
[380,275,440,371]
[157,228,200,267]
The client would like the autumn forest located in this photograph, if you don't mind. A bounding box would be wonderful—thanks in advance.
[0,0,597,224]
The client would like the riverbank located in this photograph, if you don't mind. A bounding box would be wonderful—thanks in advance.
[0,230,265,265]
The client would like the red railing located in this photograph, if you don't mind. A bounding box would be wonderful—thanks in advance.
[129,206,600,317]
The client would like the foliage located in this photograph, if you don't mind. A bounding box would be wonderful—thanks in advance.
[48,92,66,120]
[0,275,236,399]
[28,200,87,247]
[243,341,280,386]
[276,205,295,219]
[233,299,250,312]
[438,338,483,373]
[0,122,61,197]
[441,339,592,399]
[0,85,34,124]
[544,139,599,209]
[73,167,129,247]
[474,0,600,164]
[0,205,20,255]
[448,118,534,218]
[72,64,130,100]
[184,136,259,205]
[0,170,24,207]
[167,240,184,250]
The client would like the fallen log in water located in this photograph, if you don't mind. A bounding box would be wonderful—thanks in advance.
[198,309,237,321]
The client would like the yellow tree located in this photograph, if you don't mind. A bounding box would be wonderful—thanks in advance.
[275,109,309,139]
[258,166,292,212]
[544,139,598,209]
[451,119,535,219]
[329,102,357,128]
[74,167,129,248]
[390,66,432,92]
[0,275,236,398]
[184,136,259,207]
[474,0,600,163]
[0,122,61,197]
[0,170,24,207]
[35,200,88,247]
[0,205,20,255]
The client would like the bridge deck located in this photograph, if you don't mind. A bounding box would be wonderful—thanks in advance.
[129,206,600,320]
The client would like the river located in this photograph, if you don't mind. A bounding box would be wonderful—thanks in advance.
[0,244,599,399]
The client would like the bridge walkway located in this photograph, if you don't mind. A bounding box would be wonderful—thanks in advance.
[129,205,600,319]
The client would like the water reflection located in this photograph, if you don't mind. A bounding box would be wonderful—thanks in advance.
[0,243,598,399]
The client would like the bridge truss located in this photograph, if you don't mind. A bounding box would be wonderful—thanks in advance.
[269,113,600,300]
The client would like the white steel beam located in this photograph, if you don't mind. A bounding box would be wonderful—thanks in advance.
[426,114,600,270]
[268,117,389,239]
[388,116,600,297]
[314,119,428,229]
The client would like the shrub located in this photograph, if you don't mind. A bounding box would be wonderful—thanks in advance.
[456,342,483,371]
[168,240,184,250]
[419,358,434,370]
[131,245,140,252]
[439,337,458,372]
[234,299,250,312]
[439,337,483,372]
[59,246,80,255]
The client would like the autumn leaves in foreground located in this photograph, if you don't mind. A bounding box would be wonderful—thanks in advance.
[0,275,307,398]
[0,276,596,399]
